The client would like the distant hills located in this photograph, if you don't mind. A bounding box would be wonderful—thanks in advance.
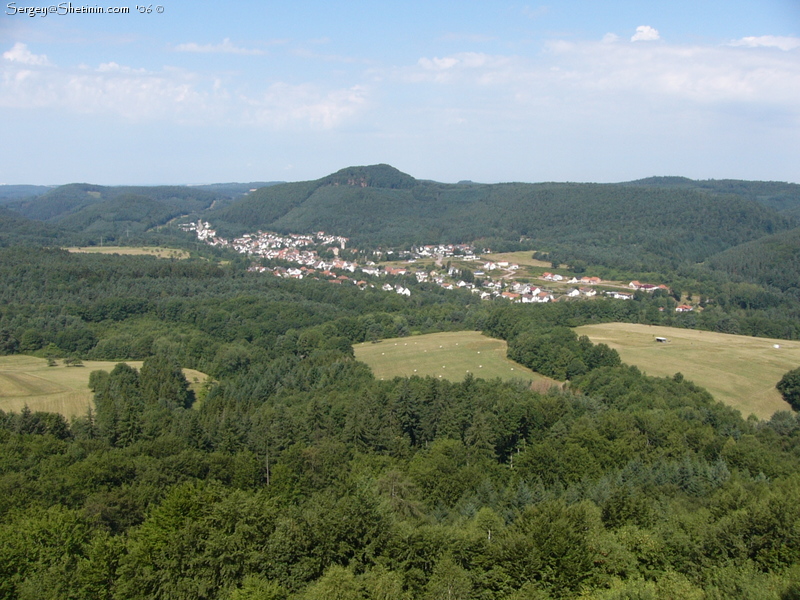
[0,185,53,204]
[707,226,800,294]
[4,184,219,240]
[625,176,800,218]
[3,165,799,270]
[0,207,64,247]
[208,165,797,268]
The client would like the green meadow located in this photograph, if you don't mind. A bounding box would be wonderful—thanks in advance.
[65,246,190,259]
[0,355,207,419]
[481,251,555,268]
[576,323,799,419]
[354,331,555,388]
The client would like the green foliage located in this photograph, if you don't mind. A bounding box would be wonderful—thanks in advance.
[3,217,800,598]
[301,565,363,600]
[10,183,217,234]
[777,367,800,411]
[424,556,473,600]
[139,354,195,409]
[211,169,793,269]
[228,575,287,600]
[116,482,278,599]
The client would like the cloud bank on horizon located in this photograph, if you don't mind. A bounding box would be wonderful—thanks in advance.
[1,0,798,185]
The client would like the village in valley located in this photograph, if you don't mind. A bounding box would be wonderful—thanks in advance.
[181,220,694,311]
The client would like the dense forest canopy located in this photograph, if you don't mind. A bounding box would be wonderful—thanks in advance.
[625,177,800,218]
[5,165,800,272]
[706,226,800,296]
[2,167,800,598]
[207,166,796,269]
[1,244,800,599]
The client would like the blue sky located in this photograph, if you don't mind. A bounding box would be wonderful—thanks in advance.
[2,0,799,185]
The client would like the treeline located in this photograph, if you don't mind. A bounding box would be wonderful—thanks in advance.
[8,183,217,223]
[0,247,485,378]
[3,246,800,389]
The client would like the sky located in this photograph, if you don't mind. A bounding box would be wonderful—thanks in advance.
[1,0,799,185]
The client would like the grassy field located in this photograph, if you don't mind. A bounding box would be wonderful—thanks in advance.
[354,331,556,388]
[576,323,798,419]
[0,355,207,419]
[65,246,190,259]
[481,251,555,268]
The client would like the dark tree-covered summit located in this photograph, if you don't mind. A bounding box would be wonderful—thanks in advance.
[4,167,799,272]
[210,166,793,269]
[321,164,418,189]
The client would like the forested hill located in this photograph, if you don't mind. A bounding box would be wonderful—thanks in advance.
[8,184,219,226]
[625,177,800,218]
[0,207,64,246]
[210,165,793,269]
[0,184,52,204]
[706,225,800,294]
[2,182,283,244]
[4,166,798,271]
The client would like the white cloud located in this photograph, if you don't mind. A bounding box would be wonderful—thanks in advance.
[631,26,660,42]
[175,38,265,55]
[2,43,51,66]
[242,83,368,129]
[411,53,515,84]
[0,56,218,121]
[0,47,368,129]
[602,33,620,44]
[522,5,549,19]
[377,36,800,183]
[730,36,800,51]
[419,56,461,71]
[97,62,146,73]
[401,35,800,111]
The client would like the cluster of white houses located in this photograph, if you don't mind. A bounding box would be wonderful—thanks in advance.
[406,244,480,260]
[181,221,358,272]
[183,221,691,308]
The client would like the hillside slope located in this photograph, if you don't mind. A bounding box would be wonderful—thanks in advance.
[210,165,793,268]
[626,177,800,217]
[5,167,797,271]
[706,226,800,293]
[0,207,65,246]
[9,184,218,226]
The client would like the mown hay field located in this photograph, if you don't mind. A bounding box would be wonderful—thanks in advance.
[481,251,554,268]
[65,246,190,259]
[0,355,207,418]
[576,323,798,419]
[354,331,556,389]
